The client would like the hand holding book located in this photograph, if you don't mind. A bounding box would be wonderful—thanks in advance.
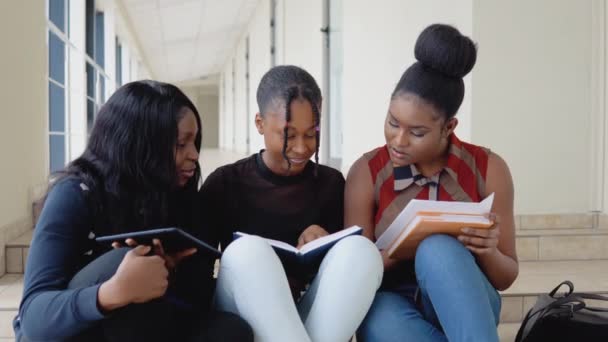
[97,227,221,261]
[234,226,363,274]
[457,212,500,256]
[297,224,330,249]
[112,238,198,270]
[377,194,496,260]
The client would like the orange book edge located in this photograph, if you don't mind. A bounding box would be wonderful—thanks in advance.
[387,212,494,260]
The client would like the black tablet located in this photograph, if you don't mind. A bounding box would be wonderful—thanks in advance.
[96,227,221,256]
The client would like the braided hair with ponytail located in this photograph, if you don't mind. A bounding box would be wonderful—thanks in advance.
[256,65,322,175]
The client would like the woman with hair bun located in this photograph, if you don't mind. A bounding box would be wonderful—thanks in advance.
[346,24,518,341]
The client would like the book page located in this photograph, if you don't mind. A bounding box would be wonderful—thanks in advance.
[376,193,494,249]
[299,226,363,254]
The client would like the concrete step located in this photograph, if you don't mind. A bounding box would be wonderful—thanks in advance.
[516,228,608,261]
[499,260,608,324]
[498,323,520,342]
[516,213,607,230]
[5,230,31,274]
[6,226,608,268]
[7,227,608,275]
[6,214,608,274]
[0,274,22,340]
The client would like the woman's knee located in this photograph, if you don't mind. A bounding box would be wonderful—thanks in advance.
[68,247,130,288]
[221,236,273,267]
[325,236,383,283]
[416,235,471,266]
[330,236,382,267]
[414,234,476,284]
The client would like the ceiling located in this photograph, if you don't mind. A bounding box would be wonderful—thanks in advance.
[120,0,259,84]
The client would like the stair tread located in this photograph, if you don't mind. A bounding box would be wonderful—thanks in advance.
[498,323,520,342]
[0,275,22,311]
[6,231,33,247]
[517,228,608,237]
[6,228,608,245]
[501,260,608,296]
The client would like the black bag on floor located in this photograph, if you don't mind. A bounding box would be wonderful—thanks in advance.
[515,280,608,341]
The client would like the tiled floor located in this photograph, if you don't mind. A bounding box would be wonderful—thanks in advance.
[498,323,520,341]
[0,275,21,310]
[0,312,16,340]
[0,275,21,339]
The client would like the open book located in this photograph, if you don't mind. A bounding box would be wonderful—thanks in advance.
[233,225,363,272]
[376,194,494,260]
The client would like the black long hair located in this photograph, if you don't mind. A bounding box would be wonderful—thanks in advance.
[256,65,322,173]
[392,24,477,119]
[48,80,202,234]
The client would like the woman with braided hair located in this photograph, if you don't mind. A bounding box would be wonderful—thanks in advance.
[200,65,383,342]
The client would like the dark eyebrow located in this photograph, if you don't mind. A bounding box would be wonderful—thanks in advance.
[388,111,430,129]
[178,131,196,139]
[388,111,399,123]
[408,125,430,130]
[285,124,317,131]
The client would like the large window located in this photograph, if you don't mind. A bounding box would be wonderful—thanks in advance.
[115,37,122,87]
[46,0,144,173]
[48,0,68,172]
[85,0,107,131]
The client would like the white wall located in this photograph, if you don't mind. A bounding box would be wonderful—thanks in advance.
[223,61,235,150]
[472,0,596,214]
[340,0,473,173]
[0,0,47,272]
[199,93,220,148]
[181,86,220,149]
[219,74,225,148]
[282,0,327,162]
[233,39,249,153]
[247,0,271,154]
[281,0,324,88]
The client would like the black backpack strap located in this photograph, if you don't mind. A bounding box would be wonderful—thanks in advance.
[572,293,608,312]
[549,280,574,297]
[516,281,581,342]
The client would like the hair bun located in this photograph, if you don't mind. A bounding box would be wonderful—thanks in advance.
[414,24,477,78]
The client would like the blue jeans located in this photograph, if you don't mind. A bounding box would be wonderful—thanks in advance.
[358,234,501,342]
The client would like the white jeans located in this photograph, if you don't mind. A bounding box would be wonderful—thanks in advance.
[215,235,383,342]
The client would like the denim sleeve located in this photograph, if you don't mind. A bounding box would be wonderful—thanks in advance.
[17,178,105,341]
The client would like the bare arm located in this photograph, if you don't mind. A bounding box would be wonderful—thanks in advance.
[461,152,519,290]
[345,156,398,269]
